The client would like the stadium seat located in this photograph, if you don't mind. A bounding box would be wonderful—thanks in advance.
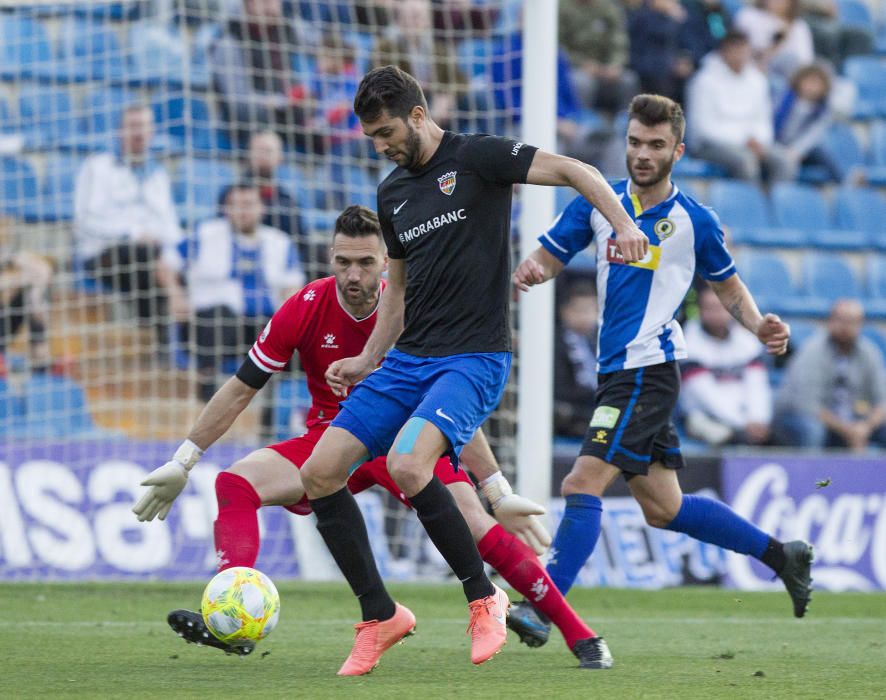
[53,18,125,82]
[272,377,311,442]
[866,120,886,185]
[26,154,81,222]
[17,84,78,150]
[75,87,134,150]
[833,186,886,250]
[772,182,866,250]
[865,255,886,319]
[0,14,53,80]
[737,251,796,315]
[17,374,108,439]
[789,252,861,316]
[0,378,26,438]
[312,164,377,211]
[172,158,237,225]
[672,156,727,179]
[127,24,186,89]
[837,0,873,28]
[0,157,39,218]
[814,122,865,184]
[151,94,219,155]
[705,180,781,246]
[843,56,886,119]
[783,318,819,352]
[72,2,136,22]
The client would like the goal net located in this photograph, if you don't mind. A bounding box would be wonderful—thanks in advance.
[0,0,535,581]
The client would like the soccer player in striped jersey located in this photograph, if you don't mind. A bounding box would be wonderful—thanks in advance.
[133,205,608,668]
[508,94,813,647]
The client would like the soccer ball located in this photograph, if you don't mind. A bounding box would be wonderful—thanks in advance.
[201,567,281,645]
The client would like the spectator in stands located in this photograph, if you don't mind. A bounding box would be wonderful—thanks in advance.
[687,30,791,182]
[558,0,639,115]
[74,104,188,339]
[734,0,815,83]
[242,130,315,269]
[0,217,53,374]
[310,35,363,155]
[554,282,599,438]
[171,183,304,401]
[774,299,886,450]
[799,0,873,68]
[374,0,475,131]
[627,0,695,102]
[679,0,730,70]
[773,62,845,182]
[681,286,773,446]
[431,0,499,36]
[211,0,321,151]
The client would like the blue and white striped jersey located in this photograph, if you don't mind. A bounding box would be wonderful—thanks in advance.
[540,180,736,373]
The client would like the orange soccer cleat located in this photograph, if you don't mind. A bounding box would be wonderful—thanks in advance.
[467,584,509,665]
[337,603,416,676]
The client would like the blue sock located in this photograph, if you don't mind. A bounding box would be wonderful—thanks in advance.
[546,494,603,596]
[665,494,769,558]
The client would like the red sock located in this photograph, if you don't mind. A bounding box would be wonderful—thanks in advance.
[478,524,596,649]
[214,471,262,571]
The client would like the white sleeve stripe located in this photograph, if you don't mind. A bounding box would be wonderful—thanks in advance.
[248,347,282,374]
[251,344,287,368]
[710,262,735,277]
[541,230,569,254]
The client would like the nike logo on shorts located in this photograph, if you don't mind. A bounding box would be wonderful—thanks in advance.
[435,407,455,424]
[393,200,408,215]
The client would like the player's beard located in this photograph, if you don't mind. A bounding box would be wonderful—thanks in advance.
[401,124,423,171]
[626,152,675,188]
[337,277,380,312]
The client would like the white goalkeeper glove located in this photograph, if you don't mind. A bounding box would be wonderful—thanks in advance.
[132,440,203,522]
[480,472,552,556]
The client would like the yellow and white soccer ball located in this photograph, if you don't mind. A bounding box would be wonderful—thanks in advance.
[201,566,281,645]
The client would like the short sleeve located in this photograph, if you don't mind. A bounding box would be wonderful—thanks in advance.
[247,291,305,374]
[461,135,538,185]
[538,195,595,265]
[378,187,405,259]
[693,207,736,282]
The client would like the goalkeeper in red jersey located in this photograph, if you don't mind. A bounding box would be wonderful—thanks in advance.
[132,205,610,669]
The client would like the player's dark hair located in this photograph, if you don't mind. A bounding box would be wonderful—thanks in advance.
[334,205,382,239]
[628,94,686,143]
[222,181,260,203]
[353,65,428,122]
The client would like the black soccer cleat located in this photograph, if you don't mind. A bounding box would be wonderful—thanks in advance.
[506,599,551,648]
[572,636,614,670]
[167,609,256,657]
[778,540,814,618]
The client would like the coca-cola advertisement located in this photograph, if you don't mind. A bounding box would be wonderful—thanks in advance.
[721,456,886,592]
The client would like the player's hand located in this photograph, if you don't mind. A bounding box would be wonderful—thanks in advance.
[513,257,547,293]
[480,473,552,556]
[756,313,790,355]
[614,223,648,263]
[132,461,189,522]
[326,354,375,397]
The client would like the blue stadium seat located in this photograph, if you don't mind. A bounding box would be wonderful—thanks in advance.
[75,87,134,150]
[72,2,136,21]
[127,24,186,89]
[738,251,796,314]
[833,186,886,250]
[53,18,124,82]
[313,164,377,211]
[16,374,109,439]
[18,84,78,150]
[26,154,81,222]
[0,379,26,438]
[272,377,311,442]
[789,252,861,316]
[814,122,865,183]
[837,0,873,28]
[844,56,886,119]
[866,120,886,185]
[151,94,219,154]
[173,158,237,225]
[772,182,866,250]
[783,318,819,352]
[0,97,14,135]
[865,255,886,319]
[0,14,53,80]
[706,180,782,246]
[672,156,727,179]
[0,157,39,217]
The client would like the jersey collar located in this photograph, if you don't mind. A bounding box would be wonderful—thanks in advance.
[624,179,679,217]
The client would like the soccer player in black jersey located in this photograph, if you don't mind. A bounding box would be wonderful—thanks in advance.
[298,65,647,675]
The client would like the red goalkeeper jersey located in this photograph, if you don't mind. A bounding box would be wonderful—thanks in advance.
[247,276,384,428]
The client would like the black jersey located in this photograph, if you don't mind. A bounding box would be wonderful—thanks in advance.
[378,132,538,356]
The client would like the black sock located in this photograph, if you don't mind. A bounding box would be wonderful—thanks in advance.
[310,487,395,622]
[760,537,786,574]
[409,476,494,602]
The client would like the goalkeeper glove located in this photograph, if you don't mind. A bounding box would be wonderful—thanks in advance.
[480,472,552,556]
[132,440,203,522]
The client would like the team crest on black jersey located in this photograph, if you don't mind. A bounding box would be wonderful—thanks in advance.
[437,171,457,195]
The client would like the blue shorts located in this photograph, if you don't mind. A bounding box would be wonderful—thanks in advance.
[332,349,512,465]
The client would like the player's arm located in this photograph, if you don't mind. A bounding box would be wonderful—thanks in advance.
[460,429,552,556]
[525,150,647,262]
[326,258,406,397]
[513,246,565,292]
[709,274,790,355]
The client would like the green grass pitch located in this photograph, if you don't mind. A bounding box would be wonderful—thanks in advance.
[3,582,885,699]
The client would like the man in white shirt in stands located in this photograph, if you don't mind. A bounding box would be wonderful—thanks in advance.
[686,30,790,183]
[74,104,188,336]
[681,285,773,446]
[167,182,304,401]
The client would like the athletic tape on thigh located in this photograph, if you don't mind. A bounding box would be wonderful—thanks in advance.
[394,417,428,455]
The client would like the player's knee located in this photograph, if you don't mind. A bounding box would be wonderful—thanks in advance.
[640,500,679,529]
[386,453,431,495]
[299,459,342,498]
[560,465,606,497]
